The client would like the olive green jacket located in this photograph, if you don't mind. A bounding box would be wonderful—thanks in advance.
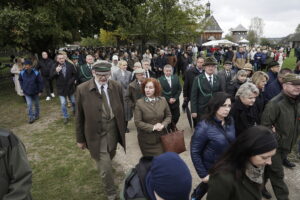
[158,75,182,102]
[207,172,261,200]
[261,92,300,152]
[77,64,93,84]
[0,129,32,200]
[191,73,221,114]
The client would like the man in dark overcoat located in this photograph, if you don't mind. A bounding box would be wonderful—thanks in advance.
[191,57,222,124]
[75,61,126,200]
[128,68,145,110]
[217,60,236,92]
[50,53,77,124]
[77,54,94,84]
[158,64,182,129]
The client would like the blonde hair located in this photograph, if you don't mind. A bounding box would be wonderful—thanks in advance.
[118,60,127,67]
[251,71,269,86]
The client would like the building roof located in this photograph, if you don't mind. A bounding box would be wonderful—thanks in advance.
[231,24,248,32]
[203,16,223,33]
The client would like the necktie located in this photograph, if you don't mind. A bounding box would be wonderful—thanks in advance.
[101,85,111,119]
[209,76,213,87]
[62,65,66,77]
[146,71,149,78]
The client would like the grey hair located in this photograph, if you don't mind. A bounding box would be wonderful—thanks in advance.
[235,82,259,98]
[134,62,142,68]
[141,59,151,64]
[163,64,174,73]
[233,70,248,80]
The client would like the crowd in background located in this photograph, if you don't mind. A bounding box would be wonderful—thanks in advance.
[5,43,300,200]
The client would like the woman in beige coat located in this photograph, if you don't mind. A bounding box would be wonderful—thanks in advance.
[10,58,24,97]
[134,78,172,156]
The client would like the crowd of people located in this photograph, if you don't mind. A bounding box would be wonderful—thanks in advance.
[3,43,300,200]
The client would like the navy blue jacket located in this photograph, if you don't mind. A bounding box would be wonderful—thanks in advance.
[190,118,236,178]
[264,79,282,103]
[266,71,277,86]
[19,69,43,96]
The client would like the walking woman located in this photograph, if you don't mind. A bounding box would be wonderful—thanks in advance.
[134,78,172,156]
[230,82,260,136]
[190,92,236,200]
[11,57,25,100]
[207,126,277,200]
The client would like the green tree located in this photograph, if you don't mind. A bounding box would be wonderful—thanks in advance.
[295,24,300,33]
[80,37,101,47]
[224,33,234,42]
[0,0,144,53]
[118,0,205,51]
[249,17,264,44]
[247,30,258,47]
[260,38,271,46]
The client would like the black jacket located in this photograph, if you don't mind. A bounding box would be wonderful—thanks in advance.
[50,62,77,96]
[183,67,202,100]
[36,58,55,77]
[230,98,260,136]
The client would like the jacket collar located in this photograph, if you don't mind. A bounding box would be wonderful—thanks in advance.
[241,176,261,200]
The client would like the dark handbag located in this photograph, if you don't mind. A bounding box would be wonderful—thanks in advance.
[160,127,186,154]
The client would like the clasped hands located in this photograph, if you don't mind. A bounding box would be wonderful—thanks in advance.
[153,123,164,131]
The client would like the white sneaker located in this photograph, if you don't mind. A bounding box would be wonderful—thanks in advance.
[46,96,51,101]
[51,93,55,98]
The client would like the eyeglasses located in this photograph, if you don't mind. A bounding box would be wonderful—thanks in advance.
[95,73,110,77]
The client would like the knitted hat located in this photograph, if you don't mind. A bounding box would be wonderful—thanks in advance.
[203,57,218,66]
[267,61,280,69]
[243,63,253,71]
[112,55,118,60]
[282,73,300,85]
[92,61,111,72]
[249,126,278,156]
[146,152,192,200]
[23,60,32,65]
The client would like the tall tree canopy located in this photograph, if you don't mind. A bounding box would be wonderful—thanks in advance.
[0,0,144,53]
[118,0,205,48]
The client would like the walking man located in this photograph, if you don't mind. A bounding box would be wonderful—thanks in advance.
[19,60,43,123]
[261,73,300,200]
[75,61,126,200]
[37,51,55,100]
[50,53,77,124]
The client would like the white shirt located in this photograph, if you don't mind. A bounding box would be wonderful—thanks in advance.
[165,76,172,87]
[94,81,112,108]
[205,72,213,86]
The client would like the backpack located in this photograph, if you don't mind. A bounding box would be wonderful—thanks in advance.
[120,156,153,200]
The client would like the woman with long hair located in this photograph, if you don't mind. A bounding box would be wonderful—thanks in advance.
[207,126,277,200]
[190,92,236,199]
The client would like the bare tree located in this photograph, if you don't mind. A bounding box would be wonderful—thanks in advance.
[249,17,265,40]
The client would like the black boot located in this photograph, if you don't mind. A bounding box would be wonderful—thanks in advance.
[261,186,272,199]
[282,158,296,168]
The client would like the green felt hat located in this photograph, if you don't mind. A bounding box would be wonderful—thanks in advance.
[92,61,111,72]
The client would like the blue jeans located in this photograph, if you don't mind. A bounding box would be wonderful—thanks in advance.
[59,95,75,119]
[25,95,40,120]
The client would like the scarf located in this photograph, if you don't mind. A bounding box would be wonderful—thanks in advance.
[245,162,265,184]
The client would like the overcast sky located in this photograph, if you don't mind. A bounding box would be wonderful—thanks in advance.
[207,0,300,38]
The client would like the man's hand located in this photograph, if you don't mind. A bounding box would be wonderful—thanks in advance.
[56,65,62,73]
[77,142,87,150]
[192,113,197,118]
[169,98,176,104]
[201,175,210,183]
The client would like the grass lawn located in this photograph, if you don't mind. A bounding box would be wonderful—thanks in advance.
[0,79,107,200]
[282,49,297,69]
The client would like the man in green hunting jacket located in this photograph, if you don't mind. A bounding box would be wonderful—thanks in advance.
[191,57,222,124]
[77,54,94,84]
[261,73,300,200]
[0,128,32,200]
